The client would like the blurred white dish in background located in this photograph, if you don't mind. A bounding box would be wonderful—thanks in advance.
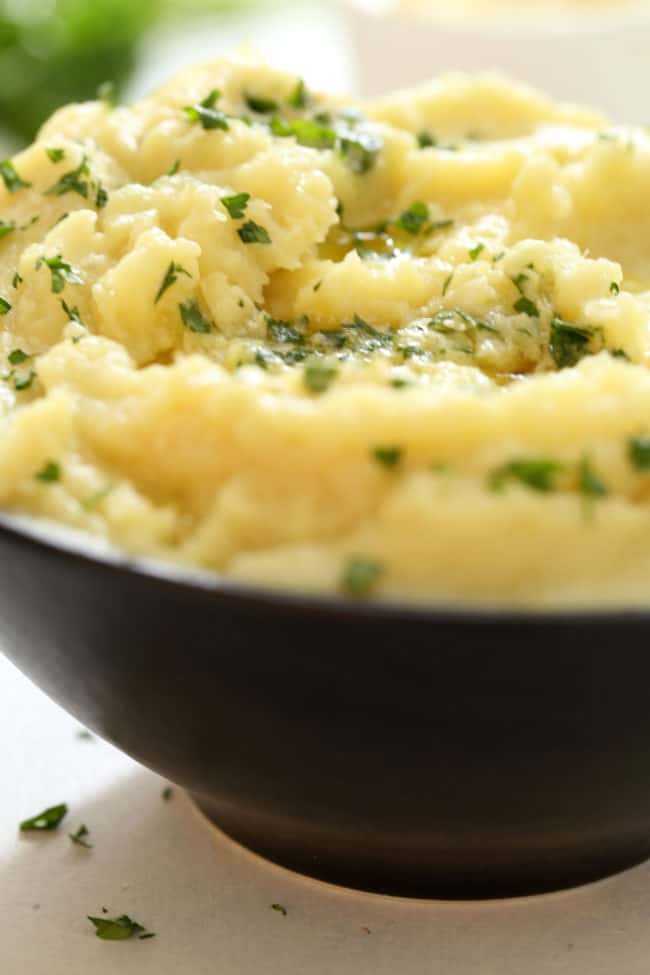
[345,0,650,122]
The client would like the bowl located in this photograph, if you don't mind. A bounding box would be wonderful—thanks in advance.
[345,0,650,123]
[2,511,650,899]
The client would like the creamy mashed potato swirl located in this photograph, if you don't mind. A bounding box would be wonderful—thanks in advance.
[1,51,650,607]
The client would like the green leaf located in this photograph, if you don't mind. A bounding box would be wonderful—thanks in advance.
[184,89,229,131]
[45,155,90,201]
[20,803,68,831]
[303,360,338,394]
[396,201,428,235]
[8,348,30,366]
[271,116,336,149]
[221,192,250,220]
[245,92,278,114]
[514,295,539,318]
[237,220,271,245]
[87,915,149,941]
[341,557,383,596]
[179,299,211,334]
[0,160,30,193]
[46,148,66,163]
[60,300,84,325]
[628,436,650,471]
[69,824,92,848]
[39,254,83,294]
[287,79,308,109]
[35,460,61,484]
[154,261,191,304]
[549,318,593,369]
[578,456,607,498]
[490,457,564,493]
[372,446,403,469]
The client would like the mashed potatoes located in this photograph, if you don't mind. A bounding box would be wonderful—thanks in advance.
[2,52,650,607]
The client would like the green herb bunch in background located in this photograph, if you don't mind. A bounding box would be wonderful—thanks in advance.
[0,0,266,144]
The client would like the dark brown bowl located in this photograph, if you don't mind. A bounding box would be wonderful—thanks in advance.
[1,511,649,899]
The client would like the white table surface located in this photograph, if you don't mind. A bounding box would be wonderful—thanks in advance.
[4,650,650,975]
[4,3,650,972]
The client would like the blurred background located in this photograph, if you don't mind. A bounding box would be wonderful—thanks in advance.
[0,0,648,152]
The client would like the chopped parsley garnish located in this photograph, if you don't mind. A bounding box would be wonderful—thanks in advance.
[12,271,22,288]
[514,295,539,318]
[267,317,303,344]
[430,219,454,232]
[245,92,279,114]
[69,824,92,848]
[628,436,650,470]
[490,457,564,493]
[184,89,229,131]
[60,299,83,324]
[287,78,308,109]
[38,254,83,293]
[341,557,383,596]
[46,147,65,163]
[372,446,403,469]
[313,279,323,292]
[35,460,61,483]
[428,308,489,334]
[20,803,68,831]
[237,220,271,245]
[271,904,288,916]
[45,154,91,201]
[442,272,454,297]
[0,220,15,239]
[0,297,11,315]
[179,298,211,334]
[81,484,113,511]
[14,370,36,391]
[88,915,153,941]
[8,348,30,366]
[168,159,181,177]
[95,184,108,209]
[468,242,485,261]
[396,201,428,235]
[549,318,594,369]
[221,192,250,219]
[0,159,30,193]
[271,116,336,149]
[304,360,338,394]
[337,126,382,174]
[578,456,607,498]
[416,130,436,148]
[154,261,191,304]
[610,281,621,295]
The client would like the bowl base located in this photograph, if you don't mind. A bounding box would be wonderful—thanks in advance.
[190,793,650,900]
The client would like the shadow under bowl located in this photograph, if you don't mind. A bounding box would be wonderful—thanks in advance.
[1,513,649,899]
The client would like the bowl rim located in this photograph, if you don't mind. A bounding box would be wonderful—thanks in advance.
[0,510,647,626]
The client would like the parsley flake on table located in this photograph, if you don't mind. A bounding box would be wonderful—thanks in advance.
[88,914,154,941]
[271,904,287,916]
[179,298,212,334]
[396,201,428,235]
[162,786,174,801]
[341,557,384,597]
[69,824,92,848]
[490,458,564,493]
[372,446,403,469]
[184,89,229,131]
[0,159,31,193]
[38,254,83,293]
[35,460,61,483]
[154,261,191,304]
[237,220,271,245]
[221,192,250,219]
[20,803,68,831]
